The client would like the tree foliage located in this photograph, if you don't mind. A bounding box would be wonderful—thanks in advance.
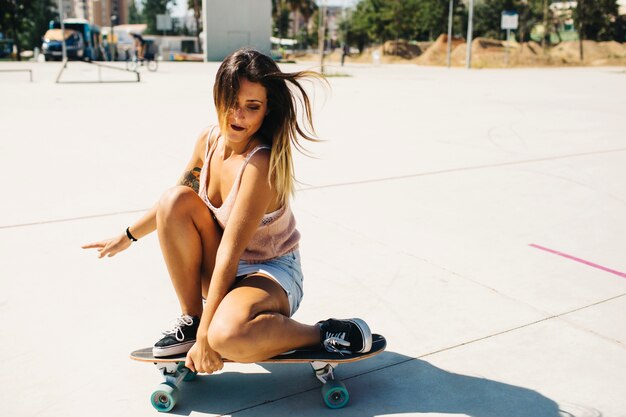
[141,0,174,34]
[0,0,57,59]
[574,0,619,41]
[345,0,621,50]
[128,0,143,24]
[349,0,463,45]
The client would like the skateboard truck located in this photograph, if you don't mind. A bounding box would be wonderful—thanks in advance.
[311,361,337,383]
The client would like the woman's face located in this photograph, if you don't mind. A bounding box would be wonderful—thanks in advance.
[222,77,268,144]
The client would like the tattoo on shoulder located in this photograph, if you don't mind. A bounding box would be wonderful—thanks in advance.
[179,167,202,192]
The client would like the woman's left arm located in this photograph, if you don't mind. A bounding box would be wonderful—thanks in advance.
[204,153,274,321]
[186,152,275,372]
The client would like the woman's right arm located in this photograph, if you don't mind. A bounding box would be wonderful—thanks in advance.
[82,127,212,258]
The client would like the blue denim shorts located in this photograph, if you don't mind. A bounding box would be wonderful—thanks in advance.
[236,250,304,316]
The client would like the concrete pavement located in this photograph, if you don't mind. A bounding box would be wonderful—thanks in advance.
[1,60,625,417]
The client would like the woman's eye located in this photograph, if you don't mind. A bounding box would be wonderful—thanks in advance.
[248,106,261,111]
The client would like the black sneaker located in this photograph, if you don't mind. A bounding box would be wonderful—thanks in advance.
[153,314,200,357]
[318,318,373,354]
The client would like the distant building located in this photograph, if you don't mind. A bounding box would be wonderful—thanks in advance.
[58,0,129,26]
[88,0,128,26]
[202,0,271,61]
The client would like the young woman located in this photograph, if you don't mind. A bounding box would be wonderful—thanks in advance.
[83,48,372,374]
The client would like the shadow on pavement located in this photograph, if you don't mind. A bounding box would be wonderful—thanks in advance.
[168,351,563,417]
[353,352,563,417]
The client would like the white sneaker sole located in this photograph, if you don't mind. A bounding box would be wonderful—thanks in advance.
[348,318,373,353]
[152,340,195,358]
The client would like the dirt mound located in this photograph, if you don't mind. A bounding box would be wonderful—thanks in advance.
[383,40,422,59]
[551,40,626,65]
[415,34,465,66]
[423,37,626,68]
[294,36,626,68]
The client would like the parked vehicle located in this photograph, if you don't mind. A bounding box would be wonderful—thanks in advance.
[42,29,84,61]
[44,19,102,61]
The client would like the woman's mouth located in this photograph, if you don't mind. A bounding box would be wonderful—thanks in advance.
[230,124,245,132]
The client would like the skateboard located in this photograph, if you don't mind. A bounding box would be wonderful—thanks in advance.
[130,334,386,412]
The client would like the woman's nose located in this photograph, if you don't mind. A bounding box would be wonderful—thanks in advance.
[232,106,243,119]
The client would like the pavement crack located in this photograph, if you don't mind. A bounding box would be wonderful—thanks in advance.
[4,148,626,230]
[299,147,626,192]
[414,292,626,359]
[0,208,149,230]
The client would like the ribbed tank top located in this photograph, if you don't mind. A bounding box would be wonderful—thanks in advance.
[198,129,300,262]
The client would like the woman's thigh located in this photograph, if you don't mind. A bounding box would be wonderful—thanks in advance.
[213,275,291,327]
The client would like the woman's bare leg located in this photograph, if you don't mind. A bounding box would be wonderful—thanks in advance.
[157,186,221,317]
[207,276,321,363]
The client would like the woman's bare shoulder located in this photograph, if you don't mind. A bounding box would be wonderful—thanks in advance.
[248,145,272,169]
[194,125,221,161]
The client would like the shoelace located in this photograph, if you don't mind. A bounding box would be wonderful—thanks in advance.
[163,315,195,342]
[323,331,351,355]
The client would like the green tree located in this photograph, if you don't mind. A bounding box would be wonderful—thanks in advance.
[142,0,174,34]
[469,0,545,43]
[187,0,202,52]
[413,0,453,40]
[128,0,143,24]
[574,0,619,41]
[348,0,462,48]
[517,0,543,44]
[473,0,522,39]
[0,0,56,60]
[350,0,390,45]
[272,0,291,39]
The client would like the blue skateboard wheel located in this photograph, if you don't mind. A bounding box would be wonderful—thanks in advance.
[321,380,349,409]
[150,382,179,412]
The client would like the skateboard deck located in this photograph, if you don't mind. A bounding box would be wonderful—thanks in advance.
[130,334,386,412]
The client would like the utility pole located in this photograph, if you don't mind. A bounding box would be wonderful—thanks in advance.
[318,0,326,74]
[193,0,201,53]
[109,11,114,61]
[57,0,67,62]
[578,0,584,61]
[279,0,283,52]
[542,0,548,49]
[465,0,474,69]
[446,0,453,68]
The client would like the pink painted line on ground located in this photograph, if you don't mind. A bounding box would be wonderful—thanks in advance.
[529,244,626,279]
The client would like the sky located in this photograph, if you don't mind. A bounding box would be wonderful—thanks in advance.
[170,0,360,18]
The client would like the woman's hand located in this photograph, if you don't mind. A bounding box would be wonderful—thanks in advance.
[82,233,132,258]
[185,334,224,374]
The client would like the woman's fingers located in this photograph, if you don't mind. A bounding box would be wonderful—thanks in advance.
[83,235,131,259]
[81,242,105,249]
[185,356,196,373]
[185,345,223,374]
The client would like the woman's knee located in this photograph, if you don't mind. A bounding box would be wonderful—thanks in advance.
[157,186,202,222]
[207,312,252,361]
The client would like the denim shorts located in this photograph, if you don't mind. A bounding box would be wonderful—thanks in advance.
[236,250,304,316]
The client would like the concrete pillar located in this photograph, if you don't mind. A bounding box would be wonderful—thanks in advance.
[202,0,271,62]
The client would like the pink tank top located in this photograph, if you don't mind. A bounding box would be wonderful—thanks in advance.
[198,129,300,262]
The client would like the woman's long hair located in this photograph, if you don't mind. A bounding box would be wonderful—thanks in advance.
[213,48,324,205]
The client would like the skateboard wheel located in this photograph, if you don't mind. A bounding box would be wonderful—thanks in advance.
[150,382,179,412]
[321,380,349,409]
